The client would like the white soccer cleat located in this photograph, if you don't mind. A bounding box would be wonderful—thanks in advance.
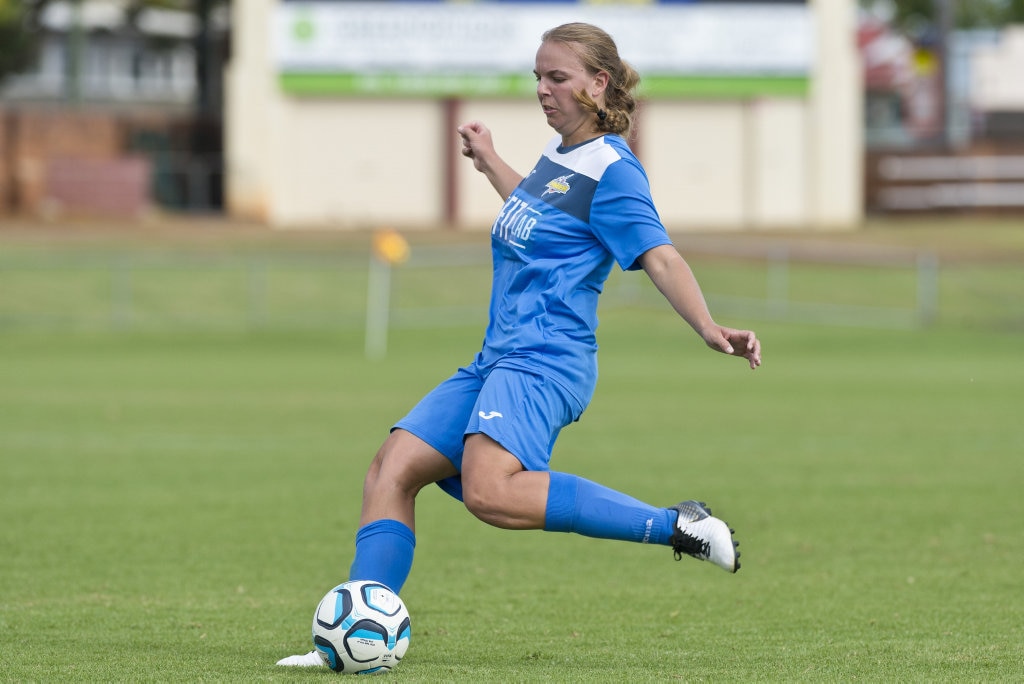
[669,500,740,573]
[276,650,326,667]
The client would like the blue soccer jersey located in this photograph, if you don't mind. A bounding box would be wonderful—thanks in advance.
[474,133,673,405]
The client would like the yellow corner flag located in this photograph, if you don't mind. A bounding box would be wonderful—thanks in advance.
[372,228,410,265]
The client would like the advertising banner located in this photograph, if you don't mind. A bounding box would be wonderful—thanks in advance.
[274,1,812,98]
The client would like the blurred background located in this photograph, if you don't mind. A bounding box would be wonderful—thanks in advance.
[0,0,1021,335]
[1,0,229,219]
[4,8,1023,682]
[0,0,1021,230]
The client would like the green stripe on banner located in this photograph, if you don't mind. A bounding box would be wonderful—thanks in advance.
[279,73,809,99]
[279,73,535,97]
[640,75,809,98]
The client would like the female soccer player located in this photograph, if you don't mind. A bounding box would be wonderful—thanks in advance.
[279,22,761,667]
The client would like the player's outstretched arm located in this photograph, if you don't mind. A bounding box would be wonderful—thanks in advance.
[457,121,524,201]
[639,244,762,369]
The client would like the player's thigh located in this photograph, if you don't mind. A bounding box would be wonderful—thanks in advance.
[461,432,526,484]
[461,433,549,528]
[464,368,581,474]
[393,364,486,473]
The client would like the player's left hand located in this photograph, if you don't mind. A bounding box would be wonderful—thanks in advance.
[705,326,761,369]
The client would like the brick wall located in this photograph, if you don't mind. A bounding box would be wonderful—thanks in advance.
[0,107,180,219]
[0,108,8,215]
[46,156,151,218]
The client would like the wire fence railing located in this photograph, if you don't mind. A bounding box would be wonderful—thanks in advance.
[1,241,1019,348]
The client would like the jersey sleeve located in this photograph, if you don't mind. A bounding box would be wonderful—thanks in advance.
[588,157,673,272]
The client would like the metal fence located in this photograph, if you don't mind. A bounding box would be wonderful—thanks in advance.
[0,239,973,350]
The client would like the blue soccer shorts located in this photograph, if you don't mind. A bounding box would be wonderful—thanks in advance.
[393,363,585,501]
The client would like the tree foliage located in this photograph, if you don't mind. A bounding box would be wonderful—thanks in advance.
[866,0,1024,33]
[0,0,38,86]
[1,1,229,92]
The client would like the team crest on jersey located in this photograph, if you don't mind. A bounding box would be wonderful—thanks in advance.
[542,174,574,196]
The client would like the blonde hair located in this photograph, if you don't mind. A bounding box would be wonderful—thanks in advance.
[541,23,640,139]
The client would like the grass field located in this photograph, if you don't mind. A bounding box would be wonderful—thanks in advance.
[1,219,1023,680]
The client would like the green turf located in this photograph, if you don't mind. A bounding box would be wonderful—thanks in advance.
[1,308,1022,680]
[1,219,1022,679]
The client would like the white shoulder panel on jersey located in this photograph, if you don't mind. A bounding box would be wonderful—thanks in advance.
[541,136,624,182]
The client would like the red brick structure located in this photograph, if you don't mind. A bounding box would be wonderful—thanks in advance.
[0,107,183,219]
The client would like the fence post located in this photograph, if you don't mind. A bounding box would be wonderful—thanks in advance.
[767,246,790,318]
[917,252,939,326]
[248,259,267,328]
[111,257,133,329]
[365,255,391,360]
[365,230,410,359]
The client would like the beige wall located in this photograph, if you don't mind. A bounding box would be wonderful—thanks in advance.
[807,0,864,229]
[224,0,274,223]
[272,99,444,228]
[644,102,747,228]
[226,0,862,231]
[455,100,553,230]
[749,98,809,228]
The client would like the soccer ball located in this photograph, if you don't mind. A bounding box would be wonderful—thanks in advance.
[311,580,411,674]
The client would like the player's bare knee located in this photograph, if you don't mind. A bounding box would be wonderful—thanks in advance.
[367,431,454,500]
[362,443,407,499]
[360,442,391,493]
[462,482,509,527]
[463,494,501,527]
[363,449,384,484]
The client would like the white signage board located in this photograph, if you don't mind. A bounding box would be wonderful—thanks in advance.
[274,2,813,97]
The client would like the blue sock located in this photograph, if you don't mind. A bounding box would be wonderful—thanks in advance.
[348,519,416,594]
[543,471,676,545]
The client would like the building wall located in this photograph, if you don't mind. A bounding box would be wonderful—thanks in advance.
[226,0,862,231]
[972,26,1024,111]
[749,98,809,227]
[0,106,216,218]
[808,0,864,228]
[455,100,562,230]
[0,109,8,215]
[644,102,747,228]
[0,108,141,217]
